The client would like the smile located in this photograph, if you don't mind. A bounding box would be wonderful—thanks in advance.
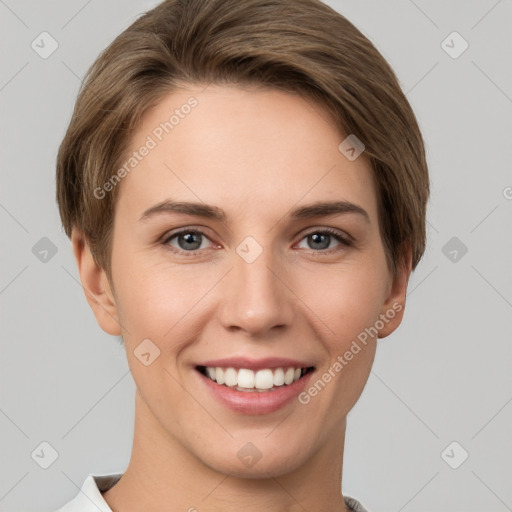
[195,363,316,415]
[197,365,315,392]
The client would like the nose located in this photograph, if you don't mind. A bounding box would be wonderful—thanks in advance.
[217,244,295,337]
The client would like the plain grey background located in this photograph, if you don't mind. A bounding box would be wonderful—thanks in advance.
[1,1,511,510]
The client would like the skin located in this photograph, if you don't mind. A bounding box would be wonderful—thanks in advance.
[72,84,412,511]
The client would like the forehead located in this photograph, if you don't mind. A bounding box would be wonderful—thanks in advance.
[115,84,378,224]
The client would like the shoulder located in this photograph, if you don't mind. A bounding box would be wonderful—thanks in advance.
[55,474,122,512]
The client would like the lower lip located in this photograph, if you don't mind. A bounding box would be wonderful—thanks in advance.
[196,369,315,415]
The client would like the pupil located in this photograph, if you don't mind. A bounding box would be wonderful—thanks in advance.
[179,232,201,250]
[309,233,329,250]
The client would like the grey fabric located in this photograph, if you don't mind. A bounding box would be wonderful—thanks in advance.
[345,495,370,512]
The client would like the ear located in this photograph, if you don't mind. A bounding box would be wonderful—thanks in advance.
[377,244,413,339]
[71,228,122,336]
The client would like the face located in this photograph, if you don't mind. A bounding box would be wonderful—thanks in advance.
[79,84,409,478]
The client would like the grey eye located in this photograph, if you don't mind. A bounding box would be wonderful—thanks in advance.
[167,231,212,251]
[308,233,331,250]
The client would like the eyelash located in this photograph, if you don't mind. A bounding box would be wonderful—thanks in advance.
[161,227,353,257]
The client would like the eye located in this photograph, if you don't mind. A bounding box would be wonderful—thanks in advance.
[163,229,214,253]
[161,227,352,256]
[297,228,352,251]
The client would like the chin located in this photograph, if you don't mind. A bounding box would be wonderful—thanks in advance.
[200,445,311,480]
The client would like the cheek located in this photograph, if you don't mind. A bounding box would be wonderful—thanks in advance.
[111,264,197,397]
[294,258,387,338]
[112,255,223,352]
[111,223,389,345]
[298,268,383,402]
[115,268,187,336]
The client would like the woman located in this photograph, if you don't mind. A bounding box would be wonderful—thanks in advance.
[55,0,429,510]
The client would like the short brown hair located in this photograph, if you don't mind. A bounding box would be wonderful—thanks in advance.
[56,0,429,278]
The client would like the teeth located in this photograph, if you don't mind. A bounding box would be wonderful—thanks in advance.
[201,366,308,391]
[284,367,295,385]
[254,369,274,389]
[237,368,255,388]
[215,367,225,385]
[273,368,285,386]
[224,367,238,387]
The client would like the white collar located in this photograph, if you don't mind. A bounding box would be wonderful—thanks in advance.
[57,474,121,512]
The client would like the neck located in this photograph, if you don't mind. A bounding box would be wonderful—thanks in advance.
[102,390,351,512]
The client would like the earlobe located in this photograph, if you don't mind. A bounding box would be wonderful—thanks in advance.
[377,245,413,339]
[71,228,122,336]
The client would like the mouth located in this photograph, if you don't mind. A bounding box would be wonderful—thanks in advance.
[195,365,316,392]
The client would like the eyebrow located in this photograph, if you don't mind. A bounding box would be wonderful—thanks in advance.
[139,199,370,224]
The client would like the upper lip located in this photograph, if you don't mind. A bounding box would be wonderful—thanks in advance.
[195,357,315,371]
